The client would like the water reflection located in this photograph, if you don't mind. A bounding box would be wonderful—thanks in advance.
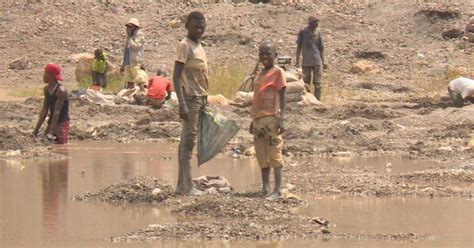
[40,159,69,246]
[1,141,472,248]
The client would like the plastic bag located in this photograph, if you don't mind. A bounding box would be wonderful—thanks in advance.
[198,109,240,166]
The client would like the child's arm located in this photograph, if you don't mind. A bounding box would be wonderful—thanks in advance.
[295,30,303,67]
[166,81,172,100]
[318,32,326,69]
[33,87,49,136]
[174,41,190,119]
[278,68,287,134]
[173,62,188,119]
[278,87,286,134]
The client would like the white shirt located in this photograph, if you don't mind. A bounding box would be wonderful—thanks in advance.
[449,77,474,99]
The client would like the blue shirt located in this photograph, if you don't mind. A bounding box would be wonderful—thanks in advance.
[297,27,324,66]
[124,47,131,65]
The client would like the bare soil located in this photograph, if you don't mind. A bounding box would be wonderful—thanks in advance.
[2,96,472,162]
[75,177,438,242]
[1,0,473,243]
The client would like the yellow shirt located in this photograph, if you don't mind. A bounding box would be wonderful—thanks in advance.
[92,53,108,74]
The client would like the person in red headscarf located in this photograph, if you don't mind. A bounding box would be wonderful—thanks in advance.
[33,64,70,144]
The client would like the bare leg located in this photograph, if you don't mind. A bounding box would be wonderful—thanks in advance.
[261,167,270,196]
[266,167,282,200]
[175,97,204,196]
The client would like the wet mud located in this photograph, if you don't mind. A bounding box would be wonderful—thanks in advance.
[1,97,473,162]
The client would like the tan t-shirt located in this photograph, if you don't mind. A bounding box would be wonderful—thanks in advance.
[176,37,208,96]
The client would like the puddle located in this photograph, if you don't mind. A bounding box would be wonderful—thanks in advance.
[298,197,474,248]
[1,141,472,247]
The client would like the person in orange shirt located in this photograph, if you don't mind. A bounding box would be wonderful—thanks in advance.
[250,41,287,200]
[147,68,172,108]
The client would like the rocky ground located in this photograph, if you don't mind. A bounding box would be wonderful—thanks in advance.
[1,0,473,244]
[1,0,473,161]
[0,0,473,94]
[75,176,439,241]
[1,96,473,161]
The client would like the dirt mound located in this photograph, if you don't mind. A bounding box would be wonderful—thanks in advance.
[174,194,302,218]
[111,221,433,242]
[0,127,33,151]
[397,169,474,185]
[111,219,328,241]
[0,125,58,158]
[75,176,174,203]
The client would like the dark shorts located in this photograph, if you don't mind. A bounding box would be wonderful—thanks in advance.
[92,71,107,88]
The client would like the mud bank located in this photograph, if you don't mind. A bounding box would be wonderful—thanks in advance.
[76,177,436,242]
[75,165,469,241]
[1,97,473,162]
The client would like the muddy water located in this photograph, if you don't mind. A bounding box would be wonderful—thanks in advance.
[299,197,474,248]
[1,141,472,247]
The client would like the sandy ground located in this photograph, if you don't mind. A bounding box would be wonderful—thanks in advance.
[1,0,473,243]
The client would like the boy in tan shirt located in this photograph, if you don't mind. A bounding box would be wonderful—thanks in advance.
[173,11,208,196]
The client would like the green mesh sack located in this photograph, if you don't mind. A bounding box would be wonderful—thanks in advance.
[198,109,240,166]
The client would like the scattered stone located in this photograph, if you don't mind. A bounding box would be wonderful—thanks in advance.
[321,229,332,234]
[151,188,161,196]
[438,146,453,152]
[4,150,22,157]
[244,146,256,156]
[350,60,379,74]
[333,151,352,157]
[111,221,434,242]
[442,26,464,40]
[464,33,474,43]
[417,6,461,20]
[168,20,181,29]
[459,164,474,170]
[8,59,29,70]
[354,51,385,60]
[312,217,330,226]
[75,176,174,203]
[466,22,474,33]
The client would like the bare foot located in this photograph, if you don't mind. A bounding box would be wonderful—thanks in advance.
[265,191,282,200]
[186,188,205,196]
